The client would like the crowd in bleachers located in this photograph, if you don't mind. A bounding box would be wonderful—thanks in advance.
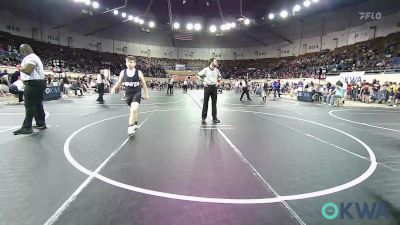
[1,31,400,79]
[0,32,168,78]
[219,32,400,79]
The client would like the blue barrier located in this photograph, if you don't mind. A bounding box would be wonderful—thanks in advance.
[297,91,314,102]
[43,86,61,101]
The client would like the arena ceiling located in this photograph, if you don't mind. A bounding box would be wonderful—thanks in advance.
[1,0,399,48]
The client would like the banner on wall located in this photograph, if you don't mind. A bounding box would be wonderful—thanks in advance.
[175,64,186,71]
[339,71,366,84]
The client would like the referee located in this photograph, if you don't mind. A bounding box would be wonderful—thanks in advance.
[13,44,46,135]
[96,70,106,103]
[197,58,221,124]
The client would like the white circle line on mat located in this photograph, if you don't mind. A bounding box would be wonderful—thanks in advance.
[64,108,377,204]
[329,109,400,133]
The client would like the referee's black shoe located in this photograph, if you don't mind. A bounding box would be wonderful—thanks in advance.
[212,118,220,124]
[13,128,33,135]
[33,124,47,130]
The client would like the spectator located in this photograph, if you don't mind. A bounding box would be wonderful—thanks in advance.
[0,76,10,94]
[330,81,346,105]
[0,69,8,78]
[10,71,20,84]
[9,74,24,102]
[1,75,10,87]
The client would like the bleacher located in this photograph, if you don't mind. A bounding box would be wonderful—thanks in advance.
[1,31,400,80]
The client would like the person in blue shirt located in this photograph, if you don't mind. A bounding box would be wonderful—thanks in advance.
[273,80,281,99]
[0,69,8,79]
[330,81,346,105]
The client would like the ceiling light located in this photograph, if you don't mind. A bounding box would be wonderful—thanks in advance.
[84,0,91,5]
[230,22,236,28]
[92,1,99,8]
[280,10,288,18]
[134,17,139,23]
[293,5,301,12]
[186,23,193,30]
[312,0,319,2]
[244,18,250,25]
[226,23,232,30]
[113,10,118,15]
[149,21,155,28]
[303,0,311,7]
[121,12,126,18]
[194,23,201,31]
[209,25,217,33]
[268,13,275,20]
[139,19,144,25]
[173,22,180,29]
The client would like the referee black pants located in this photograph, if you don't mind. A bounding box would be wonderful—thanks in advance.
[97,83,105,102]
[167,84,173,94]
[202,85,218,120]
[240,87,251,100]
[22,80,46,128]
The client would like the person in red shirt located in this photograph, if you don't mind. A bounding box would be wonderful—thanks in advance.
[346,83,353,100]
[361,83,370,103]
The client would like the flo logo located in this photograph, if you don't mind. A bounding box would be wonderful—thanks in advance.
[359,12,382,20]
[322,202,390,220]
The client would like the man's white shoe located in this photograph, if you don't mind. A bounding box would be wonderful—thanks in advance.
[132,125,138,132]
[128,126,135,135]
